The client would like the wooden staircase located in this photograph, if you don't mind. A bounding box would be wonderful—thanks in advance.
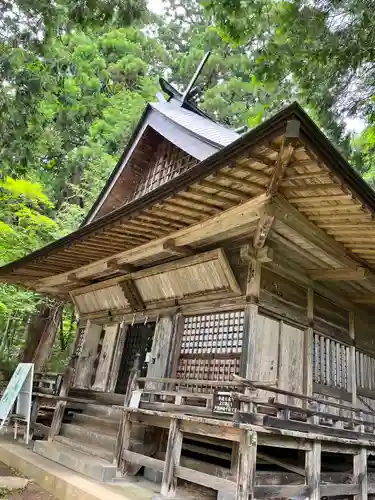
[34,403,158,482]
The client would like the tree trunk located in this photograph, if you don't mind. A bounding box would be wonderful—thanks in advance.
[22,300,64,371]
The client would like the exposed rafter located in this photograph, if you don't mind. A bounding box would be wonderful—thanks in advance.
[120,279,144,311]
[309,268,369,281]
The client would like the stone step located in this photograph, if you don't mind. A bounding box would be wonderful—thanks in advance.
[72,412,120,433]
[60,423,116,452]
[84,404,122,421]
[33,440,117,482]
[55,435,114,462]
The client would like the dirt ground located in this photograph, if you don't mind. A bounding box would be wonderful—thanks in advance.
[0,463,56,500]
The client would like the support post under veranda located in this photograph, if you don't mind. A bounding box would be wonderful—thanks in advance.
[115,353,141,469]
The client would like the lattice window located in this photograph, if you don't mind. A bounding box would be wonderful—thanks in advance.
[312,332,349,390]
[130,140,197,201]
[177,311,244,383]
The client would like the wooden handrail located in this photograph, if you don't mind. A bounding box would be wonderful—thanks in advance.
[233,374,375,418]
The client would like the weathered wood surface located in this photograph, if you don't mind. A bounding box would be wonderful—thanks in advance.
[116,353,140,469]
[134,248,241,304]
[107,323,128,392]
[305,441,321,500]
[277,322,304,405]
[161,418,183,497]
[145,315,175,391]
[354,448,368,500]
[250,315,279,399]
[48,366,74,441]
[236,429,256,500]
[92,324,118,391]
[74,322,102,389]
[304,287,314,401]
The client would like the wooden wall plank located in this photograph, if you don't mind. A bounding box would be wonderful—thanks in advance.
[253,315,279,395]
[107,324,128,393]
[146,315,176,390]
[92,324,119,391]
[278,322,304,405]
[74,323,102,389]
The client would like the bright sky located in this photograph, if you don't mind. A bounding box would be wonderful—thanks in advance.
[148,0,165,14]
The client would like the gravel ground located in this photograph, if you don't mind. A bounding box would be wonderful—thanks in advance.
[0,463,56,500]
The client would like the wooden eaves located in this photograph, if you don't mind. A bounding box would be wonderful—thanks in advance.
[3,102,375,304]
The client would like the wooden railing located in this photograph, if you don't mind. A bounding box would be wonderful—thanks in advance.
[117,371,375,500]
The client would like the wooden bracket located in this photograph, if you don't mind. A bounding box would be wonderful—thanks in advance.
[309,267,369,281]
[267,120,299,195]
[253,203,276,249]
[107,259,135,274]
[163,239,193,257]
[240,245,274,264]
[66,273,88,287]
[120,279,144,311]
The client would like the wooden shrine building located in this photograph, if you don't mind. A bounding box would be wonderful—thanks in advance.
[3,70,375,499]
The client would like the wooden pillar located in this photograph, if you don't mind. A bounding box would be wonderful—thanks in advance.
[305,441,321,500]
[304,288,314,400]
[48,320,86,442]
[116,353,140,469]
[349,311,357,406]
[160,418,183,498]
[241,257,261,379]
[354,448,367,500]
[235,429,257,500]
[48,366,74,441]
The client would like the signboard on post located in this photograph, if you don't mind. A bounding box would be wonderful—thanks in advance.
[0,363,34,444]
[212,391,239,416]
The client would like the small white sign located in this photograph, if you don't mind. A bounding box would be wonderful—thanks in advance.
[0,363,34,444]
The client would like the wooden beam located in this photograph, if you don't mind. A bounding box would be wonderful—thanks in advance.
[257,451,304,476]
[253,202,276,249]
[36,194,269,290]
[216,172,265,192]
[107,258,135,274]
[289,194,352,204]
[162,239,193,257]
[200,179,249,200]
[353,295,375,304]
[309,268,369,281]
[267,121,299,195]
